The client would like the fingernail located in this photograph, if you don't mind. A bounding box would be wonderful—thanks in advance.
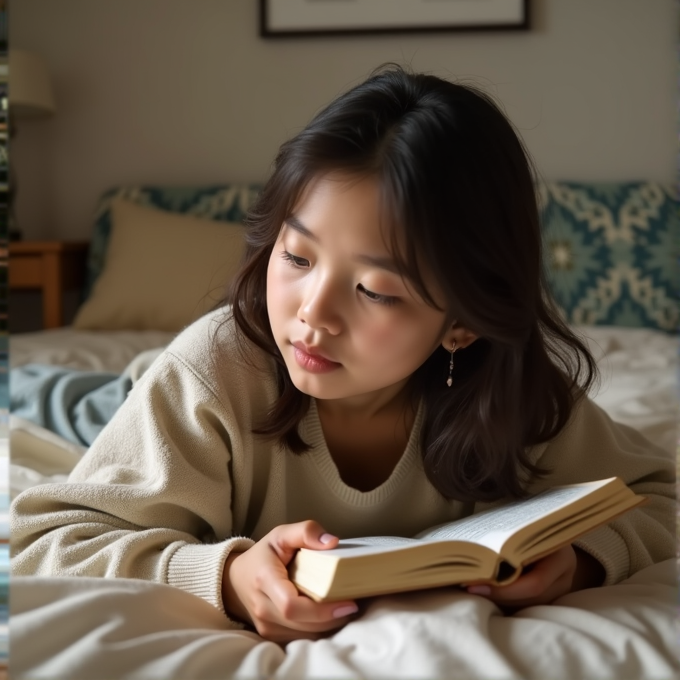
[467,586,491,596]
[333,604,358,618]
[319,533,336,544]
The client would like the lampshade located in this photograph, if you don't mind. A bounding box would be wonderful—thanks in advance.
[9,49,55,118]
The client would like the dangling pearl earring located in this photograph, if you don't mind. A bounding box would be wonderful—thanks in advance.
[446,340,457,387]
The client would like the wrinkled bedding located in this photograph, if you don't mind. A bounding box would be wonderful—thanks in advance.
[10,559,679,680]
[9,327,176,373]
[8,325,680,679]
[579,326,679,456]
[10,348,164,448]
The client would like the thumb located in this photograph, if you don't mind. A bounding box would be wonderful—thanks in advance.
[268,520,339,564]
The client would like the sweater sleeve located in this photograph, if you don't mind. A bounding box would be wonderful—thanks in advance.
[10,350,256,623]
[528,396,676,585]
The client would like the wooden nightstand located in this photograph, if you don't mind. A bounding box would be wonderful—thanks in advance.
[9,241,89,329]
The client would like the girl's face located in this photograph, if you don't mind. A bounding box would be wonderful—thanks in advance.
[266,173,449,413]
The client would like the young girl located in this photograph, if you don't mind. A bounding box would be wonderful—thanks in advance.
[11,67,675,644]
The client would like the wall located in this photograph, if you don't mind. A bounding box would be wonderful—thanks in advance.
[9,0,678,241]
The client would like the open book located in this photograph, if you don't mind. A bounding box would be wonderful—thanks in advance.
[290,477,645,602]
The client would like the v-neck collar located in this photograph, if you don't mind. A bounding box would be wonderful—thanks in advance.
[300,398,425,506]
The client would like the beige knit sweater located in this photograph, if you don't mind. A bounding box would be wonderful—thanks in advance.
[11,308,676,623]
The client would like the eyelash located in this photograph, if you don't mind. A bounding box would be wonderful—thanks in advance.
[280,250,309,268]
[357,284,398,306]
[279,250,399,307]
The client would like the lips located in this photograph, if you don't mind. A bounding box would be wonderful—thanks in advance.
[291,341,341,374]
[292,341,337,363]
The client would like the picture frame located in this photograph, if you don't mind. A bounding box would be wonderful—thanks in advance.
[260,0,530,38]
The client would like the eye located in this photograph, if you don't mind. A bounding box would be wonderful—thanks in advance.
[280,250,309,267]
[357,283,399,306]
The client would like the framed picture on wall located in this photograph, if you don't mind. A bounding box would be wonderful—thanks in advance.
[260,0,530,37]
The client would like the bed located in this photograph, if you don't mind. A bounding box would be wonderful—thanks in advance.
[8,182,680,679]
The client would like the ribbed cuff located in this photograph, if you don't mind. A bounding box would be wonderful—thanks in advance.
[167,537,255,625]
[573,523,630,586]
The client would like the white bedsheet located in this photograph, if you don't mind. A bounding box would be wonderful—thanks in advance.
[579,326,679,457]
[8,324,680,679]
[10,327,176,373]
[10,560,679,679]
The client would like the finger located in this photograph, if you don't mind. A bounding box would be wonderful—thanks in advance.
[265,570,359,624]
[468,572,545,602]
[252,590,358,641]
[268,520,339,564]
[467,549,574,604]
[252,597,357,640]
[469,576,572,608]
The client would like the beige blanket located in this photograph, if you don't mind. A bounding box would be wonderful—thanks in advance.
[10,559,678,679]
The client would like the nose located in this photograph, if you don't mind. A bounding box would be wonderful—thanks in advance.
[297,273,343,335]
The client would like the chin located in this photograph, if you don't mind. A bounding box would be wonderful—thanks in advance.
[287,369,345,400]
[289,375,332,399]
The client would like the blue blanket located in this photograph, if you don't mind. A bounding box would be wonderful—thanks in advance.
[10,365,132,447]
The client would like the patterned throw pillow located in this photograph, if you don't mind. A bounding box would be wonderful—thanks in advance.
[85,184,262,297]
[539,182,679,332]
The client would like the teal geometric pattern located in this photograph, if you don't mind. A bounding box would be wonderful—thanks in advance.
[85,184,262,298]
[538,182,679,332]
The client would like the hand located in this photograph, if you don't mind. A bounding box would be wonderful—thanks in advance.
[465,544,604,609]
[222,520,359,643]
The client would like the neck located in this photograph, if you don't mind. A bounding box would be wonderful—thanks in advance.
[316,381,414,424]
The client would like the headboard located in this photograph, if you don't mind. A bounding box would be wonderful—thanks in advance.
[539,182,678,332]
[83,181,678,333]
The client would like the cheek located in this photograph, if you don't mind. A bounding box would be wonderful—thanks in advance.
[365,319,400,349]
[358,313,420,353]
[359,310,443,365]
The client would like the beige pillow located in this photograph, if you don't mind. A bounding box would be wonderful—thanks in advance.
[73,198,246,331]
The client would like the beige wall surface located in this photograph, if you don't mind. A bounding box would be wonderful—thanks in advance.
[9,0,678,240]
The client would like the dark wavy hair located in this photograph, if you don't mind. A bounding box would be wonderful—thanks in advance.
[224,65,598,503]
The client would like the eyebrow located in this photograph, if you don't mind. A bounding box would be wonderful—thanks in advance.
[283,215,401,275]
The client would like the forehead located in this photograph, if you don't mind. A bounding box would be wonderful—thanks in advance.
[289,172,397,246]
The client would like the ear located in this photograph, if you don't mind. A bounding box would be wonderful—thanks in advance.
[441,324,478,352]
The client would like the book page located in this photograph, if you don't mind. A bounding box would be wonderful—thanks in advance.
[418,480,612,553]
[306,536,420,558]
[343,536,419,547]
